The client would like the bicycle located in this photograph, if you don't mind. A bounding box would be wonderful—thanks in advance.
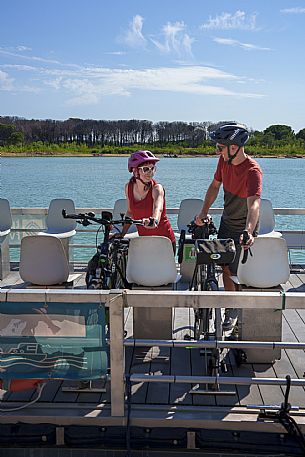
[62,209,143,290]
[186,218,236,388]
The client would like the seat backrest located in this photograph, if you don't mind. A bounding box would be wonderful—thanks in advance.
[46,198,77,233]
[237,236,290,288]
[0,198,12,233]
[258,198,276,235]
[126,236,177,286]
[20,235,69,285]
[112,198,137,234]
[112,198,127,220]
[177,199,204,232]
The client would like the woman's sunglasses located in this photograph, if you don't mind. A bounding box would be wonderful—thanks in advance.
[138,165,156,173]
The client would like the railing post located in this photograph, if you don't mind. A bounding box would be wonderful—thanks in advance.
[108,291,125,417]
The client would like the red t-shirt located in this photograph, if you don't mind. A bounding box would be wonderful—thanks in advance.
[127,179,176,243]
[214,156,262,231]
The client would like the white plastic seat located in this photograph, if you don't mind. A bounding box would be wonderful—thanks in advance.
[232,236,290,364]
[258,198,282,238]
[175,199,203,282]
[176,198,204,237]
[39,198,77,238]
[126,236,177,287]
[126,236,179,340]
[112,198,138,239]
[0,198,12,279]
[38,198,77,262]
[234,236,290,288]
[20,235,79,286]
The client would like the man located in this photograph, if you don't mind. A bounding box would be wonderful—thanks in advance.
[195,123,263,332]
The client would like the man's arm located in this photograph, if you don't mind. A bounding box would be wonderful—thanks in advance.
[195,179,221,224]
[241,195,260,248]
[246,195,260,234]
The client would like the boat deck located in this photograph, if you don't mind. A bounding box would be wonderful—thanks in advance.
[1,265,305,422]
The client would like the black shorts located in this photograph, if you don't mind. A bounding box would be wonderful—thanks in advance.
[217,220,243,275]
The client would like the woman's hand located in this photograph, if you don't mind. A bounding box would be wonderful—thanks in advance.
[142,217,159,228]
[109,232,124,240]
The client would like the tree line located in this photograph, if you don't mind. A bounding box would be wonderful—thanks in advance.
[1,116,305,153]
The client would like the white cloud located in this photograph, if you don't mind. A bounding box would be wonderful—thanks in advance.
[280,7,305,13]
[151,21,194,56]
[201,10,257,30]
[214,37,271,51]
[0,70,14,90]
[124,15,146,47]
[16,45,32,52]
[39,65,264,105]
[105,51,126,55]
[0,51,264,105]
[0,48,75,66]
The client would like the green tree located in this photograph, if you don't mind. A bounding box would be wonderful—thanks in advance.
[0,123,24,145]
[263,125,295,142]
[296,128,305,141]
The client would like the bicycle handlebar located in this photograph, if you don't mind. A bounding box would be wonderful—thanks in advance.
[62,209,143,227]
[187,217,218,239]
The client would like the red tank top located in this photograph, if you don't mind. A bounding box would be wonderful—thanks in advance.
[127,179,176,242]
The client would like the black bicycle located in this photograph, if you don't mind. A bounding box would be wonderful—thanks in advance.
[62,209,142,290]
[186,218,236,384]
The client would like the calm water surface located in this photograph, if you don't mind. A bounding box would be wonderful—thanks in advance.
[1,156,304,260]
[1,156,304,208]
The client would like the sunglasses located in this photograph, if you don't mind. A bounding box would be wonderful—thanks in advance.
[216,144,226,152]
[138,165,156,173]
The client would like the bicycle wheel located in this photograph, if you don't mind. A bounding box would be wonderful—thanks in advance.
[205,279,221,336]
[109,243,129,289]
[193,265,210,340]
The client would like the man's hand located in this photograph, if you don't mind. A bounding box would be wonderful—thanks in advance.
[194,214,211,226]
[240,230,254,250]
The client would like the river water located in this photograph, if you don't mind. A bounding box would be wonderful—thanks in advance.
[1,156,304,261]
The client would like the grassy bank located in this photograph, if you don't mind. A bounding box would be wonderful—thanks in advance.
[1,141,305,157]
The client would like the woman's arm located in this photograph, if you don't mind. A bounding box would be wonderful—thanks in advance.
[143,183,164,228]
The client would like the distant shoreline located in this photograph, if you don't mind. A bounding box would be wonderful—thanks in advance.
[1,152,304,159]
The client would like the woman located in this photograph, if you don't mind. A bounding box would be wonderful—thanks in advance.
[118,150,176,252]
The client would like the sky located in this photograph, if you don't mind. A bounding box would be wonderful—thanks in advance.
[1,0,305,132]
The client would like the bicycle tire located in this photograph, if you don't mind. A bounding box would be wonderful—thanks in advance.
[193,265,210,340]
[109,243,129,289]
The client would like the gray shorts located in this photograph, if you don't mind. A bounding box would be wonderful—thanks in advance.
[217,220,243,275]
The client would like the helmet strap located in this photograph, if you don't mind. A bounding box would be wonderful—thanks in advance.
[134,176,152,191]
[228,145,241,164]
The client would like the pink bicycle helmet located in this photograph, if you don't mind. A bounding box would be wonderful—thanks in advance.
[128,150,159,172]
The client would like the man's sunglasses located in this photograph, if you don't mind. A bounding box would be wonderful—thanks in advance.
[216,144,226,152]
[138,165,156,173]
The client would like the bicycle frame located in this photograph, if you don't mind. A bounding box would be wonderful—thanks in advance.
[62,210,142,290]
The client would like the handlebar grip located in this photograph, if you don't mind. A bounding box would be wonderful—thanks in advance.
[241,230,250,264]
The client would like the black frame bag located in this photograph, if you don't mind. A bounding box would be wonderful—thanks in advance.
[195,238,236,265]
